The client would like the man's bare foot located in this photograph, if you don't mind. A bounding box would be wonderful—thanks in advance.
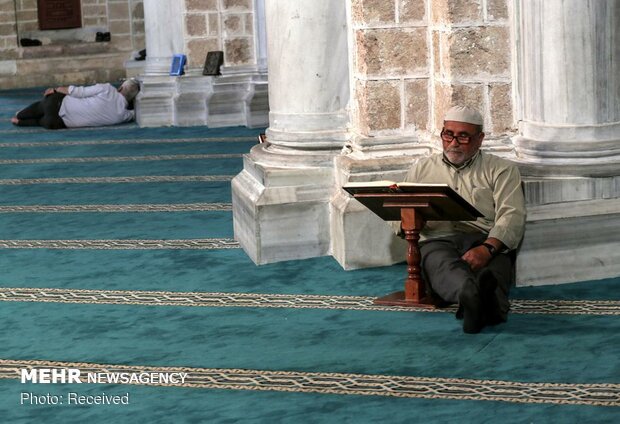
[11,116,19,125]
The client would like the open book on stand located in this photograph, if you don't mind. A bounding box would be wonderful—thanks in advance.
[343,180,449,194]
[343,181,483,221]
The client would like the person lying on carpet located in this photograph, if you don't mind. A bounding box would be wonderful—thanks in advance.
[392,105,526,334]
[10,79,140,129]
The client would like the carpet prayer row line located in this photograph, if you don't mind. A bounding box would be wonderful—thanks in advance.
[0,287,619,315]
[1,359,618,407]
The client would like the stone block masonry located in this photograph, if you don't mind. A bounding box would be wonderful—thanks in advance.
[0,0,145,88]
[351,0,514,140]
[0,0,18,59]
[183,0,255,69]
[430,0,513,135]
[351,0,428,137]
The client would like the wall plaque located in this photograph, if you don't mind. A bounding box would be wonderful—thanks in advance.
[38,0,82,30]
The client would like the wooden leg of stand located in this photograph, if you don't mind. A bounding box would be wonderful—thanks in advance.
[374,208,435,308]
[404,227,424,302]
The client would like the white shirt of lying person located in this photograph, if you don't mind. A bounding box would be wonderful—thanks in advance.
[59,83,134,128]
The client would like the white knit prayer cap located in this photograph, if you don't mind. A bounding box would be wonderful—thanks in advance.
[444,105,483,126]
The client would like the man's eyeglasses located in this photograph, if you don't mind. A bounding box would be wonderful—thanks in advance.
[440,130,480,144]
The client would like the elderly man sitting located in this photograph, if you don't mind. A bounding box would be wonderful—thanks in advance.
[395,106,526,333]
[11,79,140,129]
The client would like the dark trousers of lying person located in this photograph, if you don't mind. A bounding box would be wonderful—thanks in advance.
[15,92,67,129]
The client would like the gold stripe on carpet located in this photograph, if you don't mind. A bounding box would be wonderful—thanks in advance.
[0,175,234,185]
[0,137,255,148]
[0,359,617,406]
[0,203,232,213]
[0,239,239,250]
[0,288,618,315]
[0,154,242,164]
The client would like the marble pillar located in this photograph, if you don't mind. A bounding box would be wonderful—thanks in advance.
[142,0,184,76]
[513,0,620,176]
[232,0,350,264]
[512,0,620,285]
[264,0,349,149]
[135,0,185,127]
[135,0,269,128]
[254,0,268,72]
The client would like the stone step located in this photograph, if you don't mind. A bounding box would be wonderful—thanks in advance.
[0,51,129,89]
[18,42,114,59]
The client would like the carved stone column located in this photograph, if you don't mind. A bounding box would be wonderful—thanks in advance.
[512,0,620,285]
[513,0,620,176]
[264,1,349,149]
[253,0,268,73]
[136,0,185,127]
[142,0,184,76]
[232,0,350,264]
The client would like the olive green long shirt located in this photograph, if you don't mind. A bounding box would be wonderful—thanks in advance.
[394,151,526,250]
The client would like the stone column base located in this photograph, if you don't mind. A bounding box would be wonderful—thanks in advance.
[330,141,434,270]
[207,76,268,129]
[330,191,408,270]
[135,75,177,127]
[232,144,336,264]
[175,77,211,127]
[513,135,620,178]
[516,176,620,286]
[135,70,268,128]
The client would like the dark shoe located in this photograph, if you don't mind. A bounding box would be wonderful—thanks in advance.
[20,38,42,47]
[477,269,505,326]
[96,32,110,42]
[459,279,484,334]
[134,48,146,61]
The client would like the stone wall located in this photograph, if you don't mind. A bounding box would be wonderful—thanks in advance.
[109,0,145,52]
[184,0,256,69]
[0,0,19,59]
[351,0,512,140]
[351,0,429,137]
[0,0,145,88]
[13,0,144,51]
[14,0,37,34]
[129,0,145,52]
[1,0,260,88]
[431,0,512,135]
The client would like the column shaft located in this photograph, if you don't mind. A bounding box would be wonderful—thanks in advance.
[514,0,620,173]
[265,0,350,149]
[232,0,351,265]
[143,0,185,75]
[512,0,620,285]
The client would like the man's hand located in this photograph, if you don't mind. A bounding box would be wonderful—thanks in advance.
[44,88,55,97]
[461,245,492,272]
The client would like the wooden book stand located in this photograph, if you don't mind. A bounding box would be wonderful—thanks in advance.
[343,182,482,308]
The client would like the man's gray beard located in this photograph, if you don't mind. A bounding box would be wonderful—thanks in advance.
[445,150,465,165]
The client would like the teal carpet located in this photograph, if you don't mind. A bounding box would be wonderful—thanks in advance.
[0,88,618,423]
